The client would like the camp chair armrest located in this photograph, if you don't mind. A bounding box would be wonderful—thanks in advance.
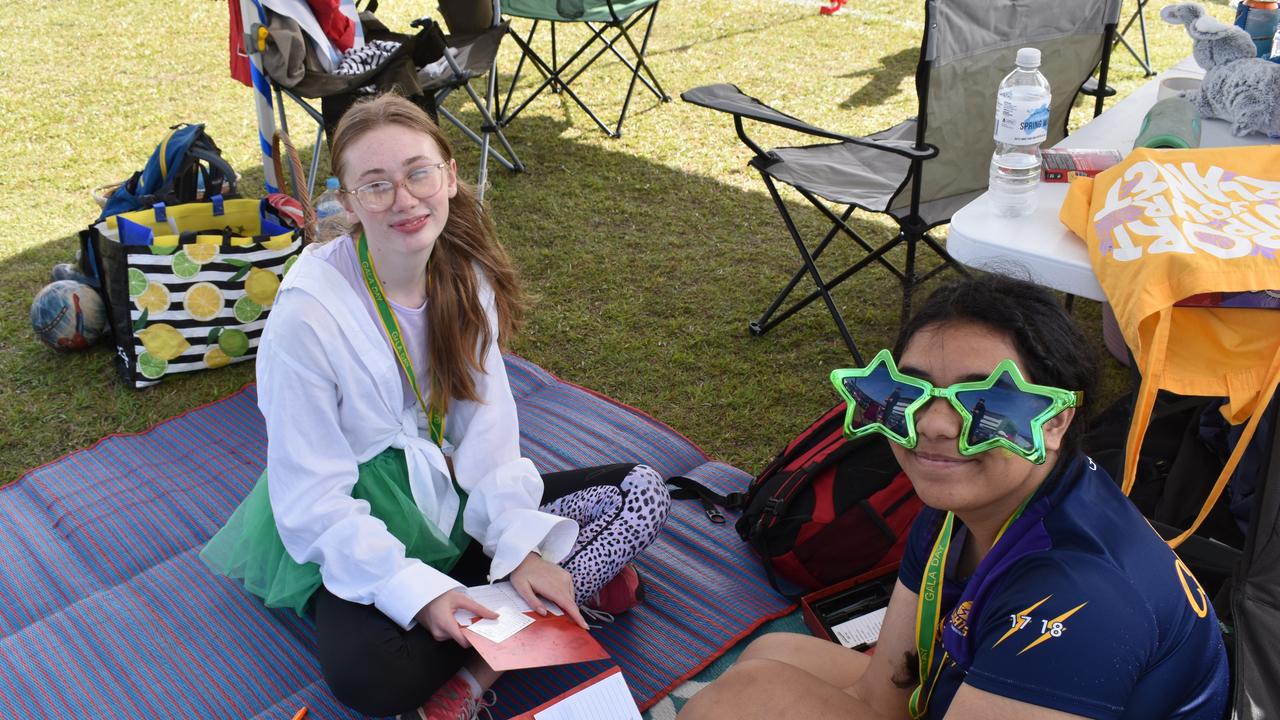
[681,83,937,161]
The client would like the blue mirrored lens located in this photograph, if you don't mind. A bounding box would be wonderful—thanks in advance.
[953,374,1052,452]
[841,366,923,439]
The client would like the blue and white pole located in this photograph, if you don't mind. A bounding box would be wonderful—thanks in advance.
[241,0,280,193]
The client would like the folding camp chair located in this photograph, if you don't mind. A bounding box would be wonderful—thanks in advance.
[413,17,525,201]
[237,0,447,198]
[498,0,670,137]
[238,0,519,201]
[683,0,1120,364]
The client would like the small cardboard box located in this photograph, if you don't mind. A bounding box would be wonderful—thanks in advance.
[800,564,898,649]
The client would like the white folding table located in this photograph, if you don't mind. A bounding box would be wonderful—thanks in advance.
[945,57,1276,301]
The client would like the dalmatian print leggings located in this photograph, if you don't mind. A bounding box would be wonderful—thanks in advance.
[538,462,671,603]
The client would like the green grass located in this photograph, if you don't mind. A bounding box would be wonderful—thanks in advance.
[0,0,1234,482]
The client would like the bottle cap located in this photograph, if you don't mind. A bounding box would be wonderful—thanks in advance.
[1016,47,1041,68]
[325,177,340,190]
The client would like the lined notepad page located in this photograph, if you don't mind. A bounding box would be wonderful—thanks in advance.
[533,671,642,720]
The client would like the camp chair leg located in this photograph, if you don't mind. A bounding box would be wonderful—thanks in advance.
[437,56,525,174]
[750,175,890,363]
[485,62,525,173]
[499,3,667,137]
[501,22,627,136]
[894,224,968,323]
[751,182,909,340]
[1115,0,1154,76]
[580,7,669,104]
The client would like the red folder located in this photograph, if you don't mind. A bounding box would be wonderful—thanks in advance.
[509,666,630,720]
[465,612,610,672]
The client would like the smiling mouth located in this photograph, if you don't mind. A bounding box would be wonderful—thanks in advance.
[913,450,973,465]
[392,214,430,232]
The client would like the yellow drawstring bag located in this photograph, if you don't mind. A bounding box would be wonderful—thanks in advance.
[1060,145,1280,547]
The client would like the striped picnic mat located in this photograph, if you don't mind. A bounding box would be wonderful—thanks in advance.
[1,356,793,719]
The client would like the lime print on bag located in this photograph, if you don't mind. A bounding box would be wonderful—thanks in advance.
[86,194,303,387]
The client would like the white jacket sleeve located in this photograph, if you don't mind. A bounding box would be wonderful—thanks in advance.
[449,282,579,582]
[260,297,462,630]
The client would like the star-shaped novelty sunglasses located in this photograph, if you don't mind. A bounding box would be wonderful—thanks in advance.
[829,350,1083,465]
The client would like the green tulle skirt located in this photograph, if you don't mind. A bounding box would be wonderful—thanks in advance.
[200,446,470,616]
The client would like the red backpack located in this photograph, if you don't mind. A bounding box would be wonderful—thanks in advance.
[670,402,922,593]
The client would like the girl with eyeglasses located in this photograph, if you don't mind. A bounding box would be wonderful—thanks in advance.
[680,275,1229,720]
[202,94,669,720]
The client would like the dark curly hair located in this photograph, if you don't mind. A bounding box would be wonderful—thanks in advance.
[891,273,1099,456]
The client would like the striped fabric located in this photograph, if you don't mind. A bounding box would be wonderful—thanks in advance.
[3,356,793,719]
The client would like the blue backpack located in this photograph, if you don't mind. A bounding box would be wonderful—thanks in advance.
[96,123,238,222]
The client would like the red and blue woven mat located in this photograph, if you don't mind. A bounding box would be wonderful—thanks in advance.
[2,356,792,719]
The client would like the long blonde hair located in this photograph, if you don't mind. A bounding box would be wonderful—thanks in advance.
[329,94,524,418]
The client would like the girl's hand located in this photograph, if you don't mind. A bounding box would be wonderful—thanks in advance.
[416,589,498,648]
[509,552,590,629]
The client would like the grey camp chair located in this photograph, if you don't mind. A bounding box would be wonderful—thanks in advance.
[683,0,1121,363]
[414,18,525,201]
[499,0,670,137]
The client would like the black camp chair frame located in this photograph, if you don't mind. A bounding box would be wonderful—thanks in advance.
[1115,0,1155,77]
[410,18,525,201]
[749,166,953,367]
[686,9,1116,364]
[434,48,525,190]
[499,0,670,138]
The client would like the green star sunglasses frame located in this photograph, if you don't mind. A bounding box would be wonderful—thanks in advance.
[829,349,1083,465]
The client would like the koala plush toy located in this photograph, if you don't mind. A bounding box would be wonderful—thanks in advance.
[1161,3,1280,137]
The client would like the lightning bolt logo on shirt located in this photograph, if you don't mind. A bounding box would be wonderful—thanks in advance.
[992,596,1088,655]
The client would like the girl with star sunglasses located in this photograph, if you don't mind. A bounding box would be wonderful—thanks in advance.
[680,274,1228,720]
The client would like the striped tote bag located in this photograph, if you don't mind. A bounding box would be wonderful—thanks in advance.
[84,196,303,388]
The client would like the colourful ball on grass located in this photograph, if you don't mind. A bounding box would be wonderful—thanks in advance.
[30,280,107,351]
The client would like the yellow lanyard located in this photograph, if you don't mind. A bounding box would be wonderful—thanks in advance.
[356,233,445,447]
[908,494,1032,718]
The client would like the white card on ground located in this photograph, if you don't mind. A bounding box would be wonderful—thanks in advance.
[831,607,887,649]
[466,606,534,644]
[454,581,564,626]
[533,670,642,720]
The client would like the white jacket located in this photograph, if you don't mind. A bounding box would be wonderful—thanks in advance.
[258,239,578,630]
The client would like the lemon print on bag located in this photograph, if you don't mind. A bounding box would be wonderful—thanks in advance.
[282,254,299,277]
[245,267,281,307]
[134,282,170,314]
[183,282,224,321]
[204,346,233,369]
[173,243,218,279]
[137,323,190,361]
[185,243,219,264]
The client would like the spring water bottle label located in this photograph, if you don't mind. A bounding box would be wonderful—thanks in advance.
[994,93,1051,145]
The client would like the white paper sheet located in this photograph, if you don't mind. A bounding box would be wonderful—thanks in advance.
[454,581,564,626]
[831,607,887,649]
[465,606,534,644]
[534,670,642,720]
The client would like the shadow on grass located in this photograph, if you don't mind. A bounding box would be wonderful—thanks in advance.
[3,109,1054,483]
[839,46,918,110]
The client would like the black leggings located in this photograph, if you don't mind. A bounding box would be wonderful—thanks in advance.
[314,463,669,717]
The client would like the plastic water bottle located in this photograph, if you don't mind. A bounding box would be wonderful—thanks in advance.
[313,177,345,239]
[314,177,344,222]
[989,48,1052,218]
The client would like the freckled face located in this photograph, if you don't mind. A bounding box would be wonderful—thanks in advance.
[339,123,457,259]
[891,321,1071,518]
